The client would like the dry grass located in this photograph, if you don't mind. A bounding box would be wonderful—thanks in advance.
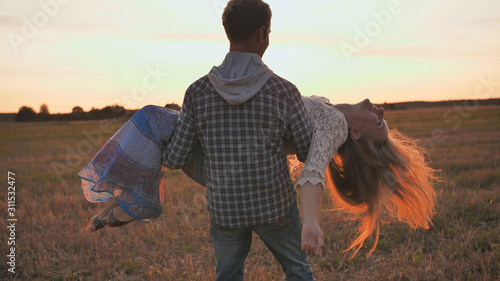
[0,105,499,280]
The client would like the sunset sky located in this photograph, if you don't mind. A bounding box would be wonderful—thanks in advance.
[1,0,499,113]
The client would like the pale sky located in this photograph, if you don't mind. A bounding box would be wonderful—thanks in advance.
[1,0,499,113]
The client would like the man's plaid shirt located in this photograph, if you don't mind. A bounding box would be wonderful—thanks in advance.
[163,74,312,227]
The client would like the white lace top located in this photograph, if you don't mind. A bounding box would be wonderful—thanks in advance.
[291,96,349,189]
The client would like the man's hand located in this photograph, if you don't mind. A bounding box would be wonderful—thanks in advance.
[301,222,324,257]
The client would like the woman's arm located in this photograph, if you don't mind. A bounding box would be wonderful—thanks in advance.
[300,182,324,257]
[296,97,349,257]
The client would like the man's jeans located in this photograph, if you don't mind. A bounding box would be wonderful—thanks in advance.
[209,202,314,281]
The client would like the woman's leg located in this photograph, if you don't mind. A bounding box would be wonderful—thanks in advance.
[86,198,134,231]
[86,199,118,231]
[109,205,133,223]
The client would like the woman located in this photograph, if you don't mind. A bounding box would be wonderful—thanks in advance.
[80,96,436,257]
[290,96,437,257]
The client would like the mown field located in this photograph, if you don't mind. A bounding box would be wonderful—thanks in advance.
[1,104,499,280]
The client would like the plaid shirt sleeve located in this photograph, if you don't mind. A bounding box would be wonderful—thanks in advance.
[287,87,312,163]
[162,87,197,170]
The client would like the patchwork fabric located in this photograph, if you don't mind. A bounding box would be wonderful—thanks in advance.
[78,105,204,221]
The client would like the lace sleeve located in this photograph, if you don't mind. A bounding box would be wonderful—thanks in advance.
[296,97,348,189]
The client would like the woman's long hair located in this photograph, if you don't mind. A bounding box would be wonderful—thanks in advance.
[325,129,438,258]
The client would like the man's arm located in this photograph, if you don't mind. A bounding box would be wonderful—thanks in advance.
[287,87,312,162]
[285,141,296,155]
[162,88,198,170]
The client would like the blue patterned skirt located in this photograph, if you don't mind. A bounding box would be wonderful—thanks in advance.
[77,105,205,221]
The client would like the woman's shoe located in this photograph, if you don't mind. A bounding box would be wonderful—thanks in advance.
[107,208,134,227]
[86,215,107,232]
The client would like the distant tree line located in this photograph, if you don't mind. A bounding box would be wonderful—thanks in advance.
[377,98,500,110]
[10,99,500,122]
[13,103,181,122]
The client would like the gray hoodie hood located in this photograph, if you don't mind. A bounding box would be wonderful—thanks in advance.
[208,52,274,106]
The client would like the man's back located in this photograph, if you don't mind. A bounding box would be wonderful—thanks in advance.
[175,72,311,227]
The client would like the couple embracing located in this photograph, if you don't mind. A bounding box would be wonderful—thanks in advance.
[79,0,437,280]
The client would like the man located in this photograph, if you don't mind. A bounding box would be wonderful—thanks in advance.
[163,0,323,280]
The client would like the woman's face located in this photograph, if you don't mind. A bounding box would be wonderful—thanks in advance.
[350,99,389,142]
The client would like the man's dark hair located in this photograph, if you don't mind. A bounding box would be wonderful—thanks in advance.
[222,0,272,42]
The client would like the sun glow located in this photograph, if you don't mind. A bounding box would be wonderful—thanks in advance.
[1,0,499,113]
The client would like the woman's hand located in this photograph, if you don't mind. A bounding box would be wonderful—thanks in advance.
[301,222,324,257]
[299,182,324,257]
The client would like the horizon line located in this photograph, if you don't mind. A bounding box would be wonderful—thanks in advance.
[1,97,499,115]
